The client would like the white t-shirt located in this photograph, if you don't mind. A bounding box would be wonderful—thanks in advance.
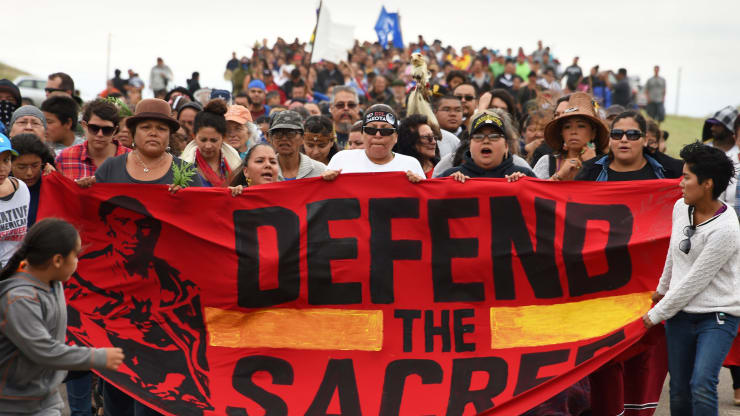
[438,130,461,158]
[328,149,425,177]
[0,179,30,267]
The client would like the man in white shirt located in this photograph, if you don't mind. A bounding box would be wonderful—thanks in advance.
[149,57,174,99]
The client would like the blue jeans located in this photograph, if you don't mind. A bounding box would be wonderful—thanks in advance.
[665,311,739,415]
[66,371,92,416]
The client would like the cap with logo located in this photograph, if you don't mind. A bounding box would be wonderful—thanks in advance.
[469,112,505,135]
[210,89,232,102]
[362,104,398,128]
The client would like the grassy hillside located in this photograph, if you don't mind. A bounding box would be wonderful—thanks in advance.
[662,114,704,158]
[0,61,29,81]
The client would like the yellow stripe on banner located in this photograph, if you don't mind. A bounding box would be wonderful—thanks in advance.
[204,307,383,351]
[490,292,652,349]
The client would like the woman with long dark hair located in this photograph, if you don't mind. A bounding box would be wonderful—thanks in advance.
[532,92,607,180]
[395,114,440,178]
[180,100,242,187]
[576,111,682,181]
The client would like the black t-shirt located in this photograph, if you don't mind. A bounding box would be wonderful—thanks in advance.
[606,163,658,181]
[613,79,631,106]
[564,65,583,89]
[95,153,204,187]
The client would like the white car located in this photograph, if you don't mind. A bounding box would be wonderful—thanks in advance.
[14,76,46,106]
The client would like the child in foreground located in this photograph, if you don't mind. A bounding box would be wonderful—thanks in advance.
[0,218,124,415]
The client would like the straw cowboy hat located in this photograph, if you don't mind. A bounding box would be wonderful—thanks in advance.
[544,92,609,152]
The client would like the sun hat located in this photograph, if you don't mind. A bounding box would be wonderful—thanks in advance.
[544,92,608,152]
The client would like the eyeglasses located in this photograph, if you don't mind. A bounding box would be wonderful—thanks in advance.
[471,133,505,142]
[270,130,301,140]
[455,94,476,102]
[333,101,358,110]
[679,225,695,254]
[44,87,67,94]
[418,134,438,143]
[362,126,396,136]
[86,123,117,136]
[610,129,643,141]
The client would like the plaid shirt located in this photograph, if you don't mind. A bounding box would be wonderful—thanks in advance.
[55,140,131,180]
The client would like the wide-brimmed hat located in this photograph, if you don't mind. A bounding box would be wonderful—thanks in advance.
[544,92,609,152]
[126,98,180,132]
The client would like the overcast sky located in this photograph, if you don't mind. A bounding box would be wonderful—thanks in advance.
[2,0,738,118]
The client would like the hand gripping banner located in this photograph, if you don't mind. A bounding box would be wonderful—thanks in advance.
[39,172,681,415]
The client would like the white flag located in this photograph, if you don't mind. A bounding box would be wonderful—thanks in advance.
[311,4,355,64]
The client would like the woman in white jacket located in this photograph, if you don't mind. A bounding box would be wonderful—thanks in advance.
[179,99,242,186]
[643,142,740,414]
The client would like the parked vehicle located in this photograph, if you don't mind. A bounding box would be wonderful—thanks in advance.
[14,76,46,106]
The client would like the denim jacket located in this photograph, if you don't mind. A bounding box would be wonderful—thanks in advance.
[593,153,666,182]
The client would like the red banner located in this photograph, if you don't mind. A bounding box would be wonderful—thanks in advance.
[39,172,681,415]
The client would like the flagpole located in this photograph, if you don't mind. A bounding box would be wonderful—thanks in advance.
[308,0,322,64]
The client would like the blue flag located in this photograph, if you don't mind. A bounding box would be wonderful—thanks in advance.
[374,6,403,49]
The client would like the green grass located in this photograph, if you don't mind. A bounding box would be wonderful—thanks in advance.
[0,61,28,81]
[661,114,704,158]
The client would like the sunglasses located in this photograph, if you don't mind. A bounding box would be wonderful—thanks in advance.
[86,123,117,136]
[362,126,396,136]
[455,94,476,102]
[418,134,438,143]
[334,101,358,110]
[679,225,695,254]
[44,87,67,94]
[270,130,301,140]
[610,129,643,141]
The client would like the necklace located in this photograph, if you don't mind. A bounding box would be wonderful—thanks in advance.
[133,150,166,173]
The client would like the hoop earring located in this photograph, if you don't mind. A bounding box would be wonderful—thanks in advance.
[246,177,252,187]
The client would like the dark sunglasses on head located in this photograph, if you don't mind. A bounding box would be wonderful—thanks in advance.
[334,101,358,110]
[44,87,67,94]
[455,94,475,102]
[86,123,117,136]
[610,129,643,141]
[362,126,396,136]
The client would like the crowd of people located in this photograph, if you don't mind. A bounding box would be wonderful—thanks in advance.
[0,35,737,416]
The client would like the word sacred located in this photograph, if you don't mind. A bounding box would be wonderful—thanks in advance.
[223,330,625,415]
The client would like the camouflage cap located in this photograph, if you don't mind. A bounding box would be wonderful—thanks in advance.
[269,110,304,132]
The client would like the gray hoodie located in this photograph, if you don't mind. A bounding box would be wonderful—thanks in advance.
[0,272,107,414]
